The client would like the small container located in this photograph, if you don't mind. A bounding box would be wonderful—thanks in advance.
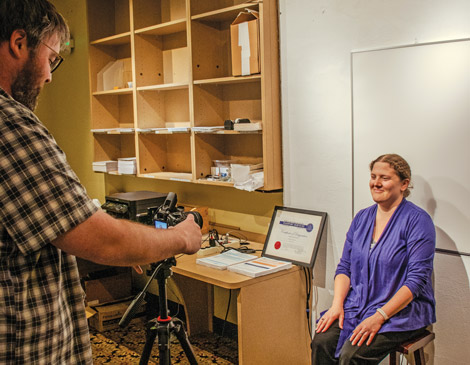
[212,160,235,180]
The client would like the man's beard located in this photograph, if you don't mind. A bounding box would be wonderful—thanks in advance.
[11,54,42,111]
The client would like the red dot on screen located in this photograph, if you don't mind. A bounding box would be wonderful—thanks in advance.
[274,241,281,249]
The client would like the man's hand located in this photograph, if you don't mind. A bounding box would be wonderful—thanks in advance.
[173,214,202,254]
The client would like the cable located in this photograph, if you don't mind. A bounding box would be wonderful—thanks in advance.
[221,289,232,338]
[303,267,313,337]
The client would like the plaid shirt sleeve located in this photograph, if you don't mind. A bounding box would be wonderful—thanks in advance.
[0,94,98,255]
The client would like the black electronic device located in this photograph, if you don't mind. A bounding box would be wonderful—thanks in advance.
[224,119,234,130]
[101,191,167,221]
[146,192,203,229]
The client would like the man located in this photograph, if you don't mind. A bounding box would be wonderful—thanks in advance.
[0,1,202,363]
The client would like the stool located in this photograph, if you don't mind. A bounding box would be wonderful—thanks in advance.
[389,330,435,365]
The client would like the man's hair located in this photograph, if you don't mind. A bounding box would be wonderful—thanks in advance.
[0,0,69,50]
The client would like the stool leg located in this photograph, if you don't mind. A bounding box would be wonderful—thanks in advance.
[414,348,425,365]
[389,351,399,365]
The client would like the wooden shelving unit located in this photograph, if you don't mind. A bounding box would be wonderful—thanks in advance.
[86,0,282,190]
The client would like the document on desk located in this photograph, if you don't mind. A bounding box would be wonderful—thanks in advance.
[228,257,292,278]
[196,250,257,270]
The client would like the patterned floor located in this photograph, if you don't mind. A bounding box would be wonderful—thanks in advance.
[90,318,238,364]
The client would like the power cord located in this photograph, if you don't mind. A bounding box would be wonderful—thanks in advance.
[221,289,232,340]
[303,266,313,338]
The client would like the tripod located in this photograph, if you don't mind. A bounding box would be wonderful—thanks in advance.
[120,258,198,365]
[139,258,197,364]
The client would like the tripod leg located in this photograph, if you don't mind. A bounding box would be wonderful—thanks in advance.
[172,318,198,365]
[157,323,171,365]
[140,321,158,365]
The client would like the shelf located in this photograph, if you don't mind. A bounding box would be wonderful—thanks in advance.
[194,75,261,85]
[135,19,186,36]
[87,0,282,190]
[138,133,192,176]
[133,0,187,30]
[191,2,258,20]
[136,88,190,129]
[93,133,135,162]
[87,0,130,42]
[134,30,188,87]
[138,172,192,182]
[196,179,235,187]
[194,133,263,181]
[91,93,134,130]
[193,81,261,127]
[90,32,131,46]
[137,83,189,92]
[93,88,133,96]
[193,129,261,135]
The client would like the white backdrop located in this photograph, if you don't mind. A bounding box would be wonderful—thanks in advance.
[352,39,470,265]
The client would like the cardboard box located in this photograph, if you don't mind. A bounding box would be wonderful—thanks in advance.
[230,9,260,76]
[83,268,132,306]
[88,299,146,332]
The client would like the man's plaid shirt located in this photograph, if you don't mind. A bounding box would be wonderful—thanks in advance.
[0,88,98,364]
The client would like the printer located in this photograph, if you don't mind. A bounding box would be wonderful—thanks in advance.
[101,191,167,221]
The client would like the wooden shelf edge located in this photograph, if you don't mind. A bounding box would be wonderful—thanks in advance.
[138,172,193,182]
[194,75,261,86]
[191,3,258,22]
[135,19,187,36]
[137,83,189,92]
[90,32,131,46]
[92,88,133,96]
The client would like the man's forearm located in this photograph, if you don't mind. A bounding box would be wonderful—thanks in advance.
[51,210,200,266]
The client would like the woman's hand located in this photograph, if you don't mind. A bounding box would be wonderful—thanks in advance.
[350,312,385,346]
[316,304,344,333]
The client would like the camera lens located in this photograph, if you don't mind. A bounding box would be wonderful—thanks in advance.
[186,211,203,229]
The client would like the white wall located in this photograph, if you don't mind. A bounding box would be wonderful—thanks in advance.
[279,1,470,364]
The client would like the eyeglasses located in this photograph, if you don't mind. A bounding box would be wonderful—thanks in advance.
[40,41,64,73]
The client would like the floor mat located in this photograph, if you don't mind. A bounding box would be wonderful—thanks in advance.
[90,318,238,364]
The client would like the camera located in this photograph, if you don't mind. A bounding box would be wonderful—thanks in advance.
[146,192,203,229]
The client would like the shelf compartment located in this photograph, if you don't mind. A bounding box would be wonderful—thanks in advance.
[136,88,190,129]
[89,43,132,93]
[194,133,263,180]
[190,2,257,19]
[133,0,186,30]
[134,31,189,88]
[193,80,261,127]
[138,133,192,176]
[93,133,135,162]
[190,18,231,81]
[91,93,134,130]
[87,0,130,42]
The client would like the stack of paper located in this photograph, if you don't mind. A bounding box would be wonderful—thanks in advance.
[92,160,118,173]
[228,257,292,277]
[234,121,262,131]
[118,157,137,175]
[196,250,257,270]
[192,126,225,133]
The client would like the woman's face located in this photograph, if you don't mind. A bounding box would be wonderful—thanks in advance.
[369,162,409,208]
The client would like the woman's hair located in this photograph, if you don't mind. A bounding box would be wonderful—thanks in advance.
[370,154,413,198]
[0,0,69,51]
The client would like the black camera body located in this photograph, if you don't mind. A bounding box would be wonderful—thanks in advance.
[146,192,203,229]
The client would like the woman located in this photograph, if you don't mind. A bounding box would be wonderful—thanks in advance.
[311,154,436,364]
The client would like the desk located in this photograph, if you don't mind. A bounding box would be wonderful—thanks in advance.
[171,243,311,365]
